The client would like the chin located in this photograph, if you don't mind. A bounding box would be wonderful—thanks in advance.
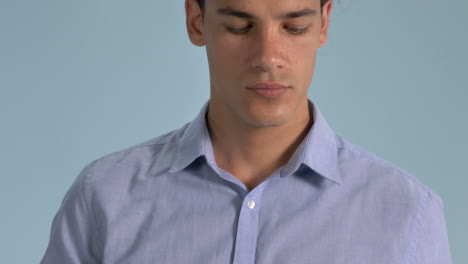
[245,113,291,128]
[241,100,294,127]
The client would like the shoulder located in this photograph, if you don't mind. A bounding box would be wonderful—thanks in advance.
[80,123,189,193]
[94,125,185,167]
[334,134,443,204]
[332,134,451,263]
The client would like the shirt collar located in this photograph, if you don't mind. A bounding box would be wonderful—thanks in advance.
[169,100,213,173]
[170,99,342,185]
[298,100,342,185]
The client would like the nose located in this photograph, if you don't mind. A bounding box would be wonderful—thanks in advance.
[249,28,287,73]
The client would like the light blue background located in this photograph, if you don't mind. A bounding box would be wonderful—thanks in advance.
[1,0,466,263]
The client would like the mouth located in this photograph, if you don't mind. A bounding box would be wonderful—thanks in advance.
[246,81,290,99]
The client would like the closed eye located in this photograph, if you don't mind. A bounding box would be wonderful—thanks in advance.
[225,25,253,34]
[225,25,311,35]
[284,25,310,34]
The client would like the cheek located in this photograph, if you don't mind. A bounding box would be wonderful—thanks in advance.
[205,38,246,94]
[291,43,317,68]
[291,45,318,88]
[208,39,245,75]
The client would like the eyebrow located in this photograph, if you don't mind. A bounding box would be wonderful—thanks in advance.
[216,7,318,20]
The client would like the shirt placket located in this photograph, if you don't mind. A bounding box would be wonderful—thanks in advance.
[232,184,266,264]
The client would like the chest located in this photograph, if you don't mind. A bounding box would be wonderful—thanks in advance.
[98,189,412,264]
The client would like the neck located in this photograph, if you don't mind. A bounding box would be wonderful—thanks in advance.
[206,98,313,190]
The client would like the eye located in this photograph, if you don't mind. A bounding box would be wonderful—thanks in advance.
[225,24,252,34]
[284,25,310,35]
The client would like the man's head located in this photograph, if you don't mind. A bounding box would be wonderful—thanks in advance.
[185,0,332,129]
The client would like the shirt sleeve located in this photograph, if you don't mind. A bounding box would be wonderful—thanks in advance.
[412,192,452,264]
[40,163,102,264]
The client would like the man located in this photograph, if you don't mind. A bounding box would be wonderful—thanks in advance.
[41,0,452,263]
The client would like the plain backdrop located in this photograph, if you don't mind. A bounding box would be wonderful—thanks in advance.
[1,0,467,263]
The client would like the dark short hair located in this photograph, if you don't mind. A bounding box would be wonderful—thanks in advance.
[196,0,331,11]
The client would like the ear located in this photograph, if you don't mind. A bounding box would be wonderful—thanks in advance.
[185,0,205,47]
[319,0,333,47]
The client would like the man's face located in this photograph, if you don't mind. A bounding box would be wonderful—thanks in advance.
[187,0,331,128]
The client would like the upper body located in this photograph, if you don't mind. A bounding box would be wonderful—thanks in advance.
[41,99,452,263]
[41,0,452,263]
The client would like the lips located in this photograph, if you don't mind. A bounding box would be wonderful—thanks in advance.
[247,81,289,99]
[248,81,288,89]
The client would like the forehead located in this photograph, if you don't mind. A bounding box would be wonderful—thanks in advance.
[206,0,322,16]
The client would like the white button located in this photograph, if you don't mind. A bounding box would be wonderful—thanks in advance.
[247,200,256,209]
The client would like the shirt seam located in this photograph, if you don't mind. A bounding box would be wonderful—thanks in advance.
[95,141,171,165]
[404,190,432,264]
[337,145,432,194]
[82,160,104,261]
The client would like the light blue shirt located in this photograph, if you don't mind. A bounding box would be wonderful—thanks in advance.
[41,99,452,264]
